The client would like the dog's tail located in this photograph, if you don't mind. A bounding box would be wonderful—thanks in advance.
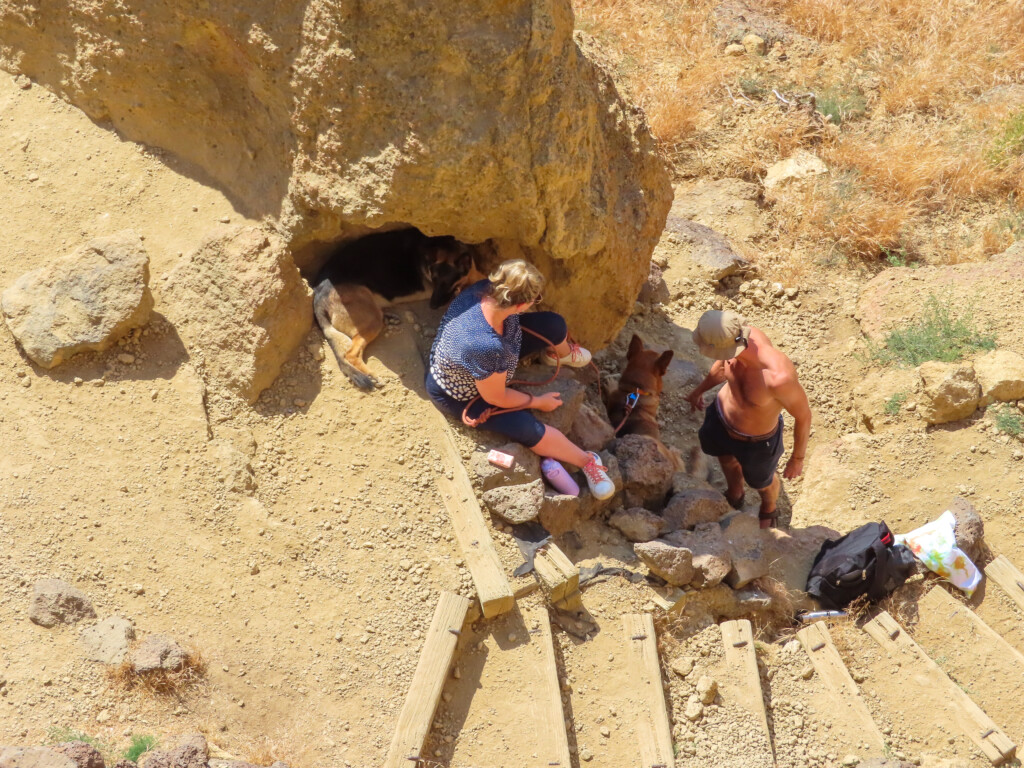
[313,281,376,391]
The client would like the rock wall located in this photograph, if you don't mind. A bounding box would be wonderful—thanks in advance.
[0,0,672,346]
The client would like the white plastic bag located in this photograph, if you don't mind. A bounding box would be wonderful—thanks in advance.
[895,510,982,597]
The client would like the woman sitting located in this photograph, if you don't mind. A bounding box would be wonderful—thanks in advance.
[425,259,615,500]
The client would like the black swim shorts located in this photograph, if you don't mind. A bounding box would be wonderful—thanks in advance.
[698,403,784,490]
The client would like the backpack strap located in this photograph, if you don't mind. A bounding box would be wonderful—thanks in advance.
[867,539,891,601]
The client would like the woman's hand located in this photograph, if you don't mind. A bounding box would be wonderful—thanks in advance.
[531,392,563,412]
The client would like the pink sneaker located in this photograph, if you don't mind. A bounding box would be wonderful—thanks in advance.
[541,458,580,497]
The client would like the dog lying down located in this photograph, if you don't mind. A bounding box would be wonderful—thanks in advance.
[312,229,482,390]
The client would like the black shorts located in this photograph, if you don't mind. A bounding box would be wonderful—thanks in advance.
[698,404,784,490]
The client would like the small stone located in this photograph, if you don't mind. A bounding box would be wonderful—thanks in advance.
[14,74,31,89]
[29,579,96,627]
[580,747,594,762]
[118,353,135,364]
[27,172,39,182]
[800,665,815,680]
[672,656,695,678]
[725,43,745,56]
[696,675,718,705]
[600,726,610,738]
[249,562,260,575]
[742,33,767,55]
[842,756,860,767]
[684,696,704,722]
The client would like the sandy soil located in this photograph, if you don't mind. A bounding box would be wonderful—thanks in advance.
[1,64,1023,768]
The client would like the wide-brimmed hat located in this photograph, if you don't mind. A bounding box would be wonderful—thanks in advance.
[692,310,751,360]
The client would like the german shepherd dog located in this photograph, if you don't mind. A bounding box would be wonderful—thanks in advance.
[606,334,674,440]
[313,229,481,390]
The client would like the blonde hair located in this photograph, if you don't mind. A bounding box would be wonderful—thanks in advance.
[486,259,545,308]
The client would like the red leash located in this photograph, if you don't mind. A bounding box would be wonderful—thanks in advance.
[611,387,652,435]
[462,327,602,428]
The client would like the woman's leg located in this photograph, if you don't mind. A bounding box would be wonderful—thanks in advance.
[518,312,569,359]
[530,425,591,468]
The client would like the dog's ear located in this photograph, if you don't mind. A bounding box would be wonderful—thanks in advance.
[655,350,674,376]
[627,334,644,359]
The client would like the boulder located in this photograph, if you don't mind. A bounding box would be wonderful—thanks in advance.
[918,362,980,425]
[661,218,749,280]
[482,479,545,524]
[0,748,77,768]
[662,358,702,394]
[51,744,104,768]
[634,539,695,587]
[696,675,718,705]
[609,508,665,542]
[741,33,766,55]
[1,231,152,368]
[81,616,136,665]
[131,634,188,673]
[671,470,715,495]
[613,434,676,509]
[566,403,615,453]
[538,492,581,536]
[0,2,672,349]
[29,579,96,628]
[162,226,312,404]
[662,489,730,531]
[471,442,542,491]
[516,369,586,435]
[664,523,733,588]
[719,511,769,588]
[763,151,827,193]
[141,734,207,768]
[973,349,1024,403]
[765,524,841,611]
[852,367,920,432]
[947,497,985,562]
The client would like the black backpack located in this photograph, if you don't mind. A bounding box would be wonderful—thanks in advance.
[805,521,917,610]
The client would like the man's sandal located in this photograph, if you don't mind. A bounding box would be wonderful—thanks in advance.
[726,492,745,510]
[758,510,779,529]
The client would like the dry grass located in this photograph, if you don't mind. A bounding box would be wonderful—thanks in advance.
[573,0,1024,267]
[105,647,207,698]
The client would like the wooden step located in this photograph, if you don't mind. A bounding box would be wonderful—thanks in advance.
[533,541,579,605]
[623,613,675,768]
[914,586,1024,744]
[796,621,886,752]
[985,555,1024,614]
[384,591,470,768]
[863,610,1016,765]
[720,619,774,765]
[523,607,573,768]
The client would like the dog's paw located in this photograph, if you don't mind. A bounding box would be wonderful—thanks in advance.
[350,372,378,391]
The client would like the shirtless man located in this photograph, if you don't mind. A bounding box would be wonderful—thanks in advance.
[685,310,811,528]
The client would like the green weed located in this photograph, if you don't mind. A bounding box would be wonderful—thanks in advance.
[994,406,1023,437]
[817,86,867,125]
[123,734,158,763]
[47,728,104,749]
[884,392,907,416]
[869,294,996,367]
[987,108,1024,167]
[740,77,769,99]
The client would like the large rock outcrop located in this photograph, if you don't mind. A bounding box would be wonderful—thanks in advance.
[0,1,672,346]
[162,226,313,403]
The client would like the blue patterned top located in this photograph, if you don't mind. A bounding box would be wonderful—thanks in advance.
[428,280,521,401]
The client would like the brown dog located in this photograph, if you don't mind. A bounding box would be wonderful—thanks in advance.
[313,229,478,390]
[606,334,674,439]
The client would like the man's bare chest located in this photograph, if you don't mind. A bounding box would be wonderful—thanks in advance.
[724,362,774,407]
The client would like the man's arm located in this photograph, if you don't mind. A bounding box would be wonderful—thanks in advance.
[774,376,812,479]
[685,359,727,411]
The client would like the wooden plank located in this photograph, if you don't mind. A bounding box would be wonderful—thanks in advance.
[920,585,1024,668]
[796,622,885,750]
[985,555,1024,614]
[623,613,675,768]
[396,327,514,619]
[721,619,774,763]
[524,607,573,768]
[436,469,514,618]
[534,542,578,604]
[864,611,1016,765]
[384,591,470,768]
